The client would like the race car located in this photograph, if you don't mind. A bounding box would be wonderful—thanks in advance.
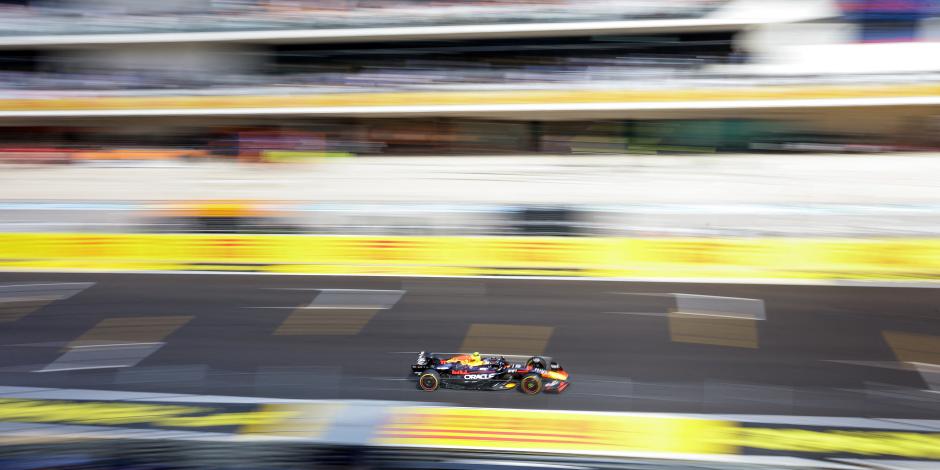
[411,351,569,395]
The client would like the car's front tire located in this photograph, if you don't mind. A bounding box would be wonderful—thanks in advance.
[520,373,543,395]
[418,370,441,392]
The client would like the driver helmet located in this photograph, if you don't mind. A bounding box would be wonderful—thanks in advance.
[471,352,482,362]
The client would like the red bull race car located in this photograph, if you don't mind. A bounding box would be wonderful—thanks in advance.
[411,351,569,395]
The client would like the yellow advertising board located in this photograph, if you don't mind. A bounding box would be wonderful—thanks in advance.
[1,233,939,280]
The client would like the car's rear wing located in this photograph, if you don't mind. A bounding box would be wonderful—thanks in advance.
[411,351,432,374]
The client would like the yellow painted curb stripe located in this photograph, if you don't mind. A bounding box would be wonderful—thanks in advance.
[375,407,736,454]
[0,83,938,111]
[374,407,940,459]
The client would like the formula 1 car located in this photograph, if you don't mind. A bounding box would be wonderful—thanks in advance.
[411,351,569,395]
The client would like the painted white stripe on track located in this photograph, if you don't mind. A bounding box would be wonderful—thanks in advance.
[245,306,378,310]
[71,342,163,349]
[3,269,940,288]
[33,342,166,373]
[34,365,137,373]
[0,282,95,289]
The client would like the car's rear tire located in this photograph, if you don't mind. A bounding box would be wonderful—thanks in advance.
[520,373,543,395]
[418,370,441,392]
[526,356,547,369]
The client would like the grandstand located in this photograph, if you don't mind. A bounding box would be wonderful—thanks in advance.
[3,5,940,468]
[0,0,936,158]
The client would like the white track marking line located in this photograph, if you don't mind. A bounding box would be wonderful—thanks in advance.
[4,269,940,288]
[309,290,404,307]
[320,289,406,293]
[263,288,321,291]
[0,282,95,303]
[606,311,669,317]
[263,288,405,292]
[908,361,940,368]
[34,342,166,373]
[611,292,674,296]
[244,306,379,310]
[2,342,71,348]
[671,311,765,320]
[909,362,940,392]
[70,342,163,349]
[34,365,135,373]
[614,292,765,320]
[673,293,767,302]
[606,311,762,320]
[0,282,94,289]
[256,288,406,311]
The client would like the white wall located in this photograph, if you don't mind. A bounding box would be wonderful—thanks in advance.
[740,22,856,60]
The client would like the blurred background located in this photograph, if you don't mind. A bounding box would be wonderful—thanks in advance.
[0,0,936,161]
[2,1,940,469]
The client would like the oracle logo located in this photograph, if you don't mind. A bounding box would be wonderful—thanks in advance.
[464,374,496,380]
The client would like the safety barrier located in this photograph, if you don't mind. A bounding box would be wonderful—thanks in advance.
[2,233,940,280]
[1,396,939,462]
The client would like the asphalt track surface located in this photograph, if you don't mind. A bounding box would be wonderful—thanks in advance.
[1,272,939,419]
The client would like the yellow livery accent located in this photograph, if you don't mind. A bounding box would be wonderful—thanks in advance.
[544,371,568,381]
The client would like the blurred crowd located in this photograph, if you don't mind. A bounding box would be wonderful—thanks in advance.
[0,29,738,93]
[5,63,940,96]
[0,0,937,156]
[0,0,726,35]
[0,56,721,93]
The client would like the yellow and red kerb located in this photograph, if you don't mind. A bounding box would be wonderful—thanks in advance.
[374,407,736,455]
